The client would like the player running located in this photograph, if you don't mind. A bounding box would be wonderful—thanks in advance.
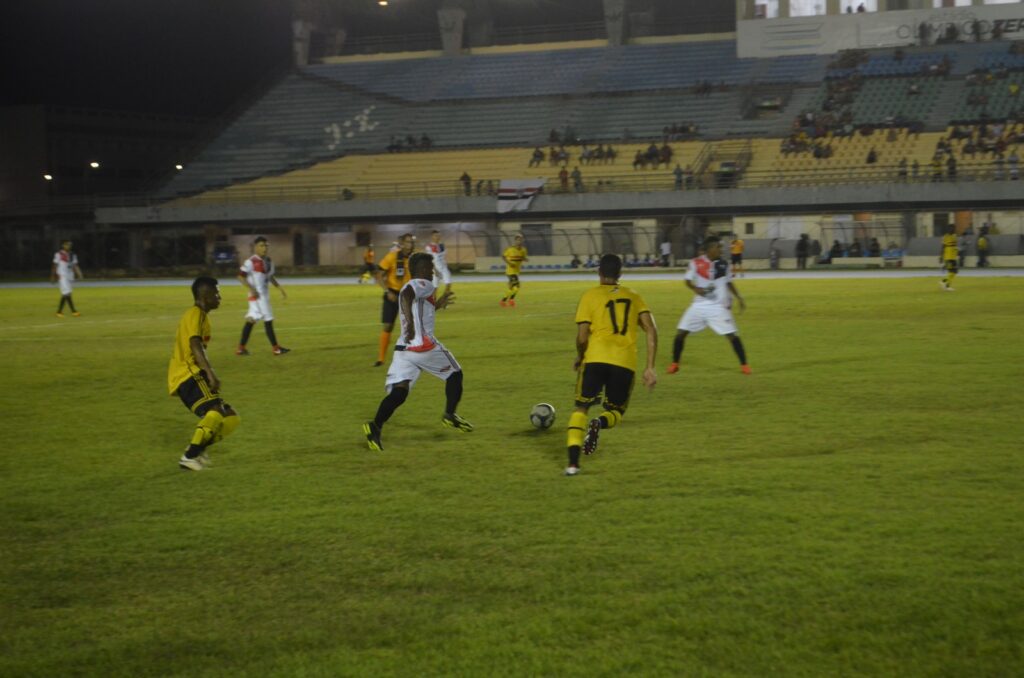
[565,254,657,476]
[363,252,472,451]
[668,235,751,375]
[424,229,453,296]
[168,277,241,471]
[730,235,745,277]
[375,233,415,366]
[236,237,290,356]
[52,240,84,317]
[500,233,528,306]
[940,225,959,291]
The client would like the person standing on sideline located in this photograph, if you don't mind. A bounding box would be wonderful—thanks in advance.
[565,254,657,476]
[168,277,240,471]
[940,225,959,291]
[375,233,415,366]
[359,245,375,283]
[52,240,84,317]
[500,233,528,307]
[795,234,810,270]
[424,229,453,296]
[236,237,290,356]
[363,253,473,451]
[659,238,672,267]
[668,236,750,375]
[977,228,990,268]
[730,235,745,277]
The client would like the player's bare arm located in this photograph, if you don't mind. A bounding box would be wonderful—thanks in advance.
[434,289,455,310]
[727,282,746,312]
[574,322,590,370]
[271,275,287,299]
[237,270,258,298]
[189,335,220,392]
[400,286,416,343]
[639,311,658,391]
[50,263,57,283]
[686,280,709,297]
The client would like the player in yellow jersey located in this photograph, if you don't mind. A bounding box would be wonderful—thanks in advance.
[565,254,657,476]
[940,225,959,291]
[375,233,415,366]
[730,236,745,277]
[167,277,240,471]
[500,233,528,306]
[359,245,375,284]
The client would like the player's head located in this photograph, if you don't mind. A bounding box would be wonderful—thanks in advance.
[703,236,722,259]
[514,234,524,245]
[191,276,220,310]
[398,233,414,253]
[946,225,956,235]
[408,252,434,280]
[598,254,622,281]
[62,240,72,251]
[431,229,442,243]
[254,236,268,256]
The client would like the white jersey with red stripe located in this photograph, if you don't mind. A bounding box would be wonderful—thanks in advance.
[396,278,439,352]
[53,250,78,280]
[424,241,452,285]
[684,255,733,309]
[240,255,274,298]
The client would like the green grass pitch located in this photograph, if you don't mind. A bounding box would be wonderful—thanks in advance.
[2,275,1023,676]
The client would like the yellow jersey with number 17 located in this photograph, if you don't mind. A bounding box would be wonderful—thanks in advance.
[168,305,211,395]
[942,233,959,261]
[575,283,651,371]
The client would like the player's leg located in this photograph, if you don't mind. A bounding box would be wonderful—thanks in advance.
[507,274,521,304]
[365,353,421,450]
[237,319,256,355]
[709,308,750,373]
[255,298,288,354]
[377,292,398,366]
[669,330,689,373]
[423,346,472,431]
[66,294,78,315]
[585,365,633,456]
[57,294,67,316]
[943,260,957,290]
[566,364,601,474]
[177,375,232,470]
[670,304,707,372]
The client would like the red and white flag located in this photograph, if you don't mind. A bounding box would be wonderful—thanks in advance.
[497,179,545,213]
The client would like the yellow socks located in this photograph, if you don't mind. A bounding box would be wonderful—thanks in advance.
[567,411,588,449]
[190,409,224,448]
[598,410,622,430]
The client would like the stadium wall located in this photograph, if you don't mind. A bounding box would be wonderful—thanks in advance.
[738,3,1024,58]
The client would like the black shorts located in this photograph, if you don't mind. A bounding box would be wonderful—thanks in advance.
[507,274,520,286]
[731,254,743,265]
[381,289,400,324]
[177,372,228,417]
[944,259,958,274]
[575,362,635,413]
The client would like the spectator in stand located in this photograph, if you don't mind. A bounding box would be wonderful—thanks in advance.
[856,2,866,12]
[684,165,695,189]
[529,147,544,168]
[796,234,810,270]
[486,180,496,196]
[584,255,597,268]
[559,166,569,192]
[897,157,908,181]
[947,155,958,181]
[868,238,881,258]
[571,166,583,193]
[931,156,944,181]
[659,143,673,166]
[570,254,581,269]
[633,150,645,170]
[993,154,1006,180]
[460,171,471,196]
[673,163,684,190]
[420,134,432,149]
[1009,148,1020,179]
[849,239,864,257]
[846,5,853,14]
[829,240,845,261]
[912,159,920,180]
[660,239,672,268]
[866,148,878,164]
[605,145,617,164]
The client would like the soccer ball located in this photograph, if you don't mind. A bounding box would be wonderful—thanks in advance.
[530,403,556,429]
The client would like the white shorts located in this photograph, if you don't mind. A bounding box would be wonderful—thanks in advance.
[245,295,273,322]
[59,277,73,296]
[677,303,738,335]
[385,342,461,392]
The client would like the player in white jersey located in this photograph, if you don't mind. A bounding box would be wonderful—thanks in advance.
[668,236,751,375]
[235,237,290,356]
[424,229,453,295]
[363,252,473,451]
[51,240,84,317]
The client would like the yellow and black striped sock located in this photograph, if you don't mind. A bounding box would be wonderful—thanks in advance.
[186,410,224,458]
[509,284,520,300]
[598,410,622,430]
[567,411,588,449]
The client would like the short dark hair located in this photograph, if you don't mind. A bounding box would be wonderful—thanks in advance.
[399,232,413,243]
[192,276,218,299]
[703,235,721,248]
[598,253,622,280]
[254,236,268,245]
[409,252,433,275]
[431,229,441,235]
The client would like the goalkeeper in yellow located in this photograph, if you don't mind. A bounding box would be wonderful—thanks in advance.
[565,254,657,476]
[500,233,528,306]
[940,225,959,291]
[167,277,240,471]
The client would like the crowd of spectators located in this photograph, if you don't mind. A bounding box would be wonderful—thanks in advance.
[662,123,699,141]
[632,142,675,170]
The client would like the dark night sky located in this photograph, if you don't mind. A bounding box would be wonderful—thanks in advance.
[1,0,293,118]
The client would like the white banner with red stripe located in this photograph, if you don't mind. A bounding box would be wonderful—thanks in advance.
[496,179,546,213]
